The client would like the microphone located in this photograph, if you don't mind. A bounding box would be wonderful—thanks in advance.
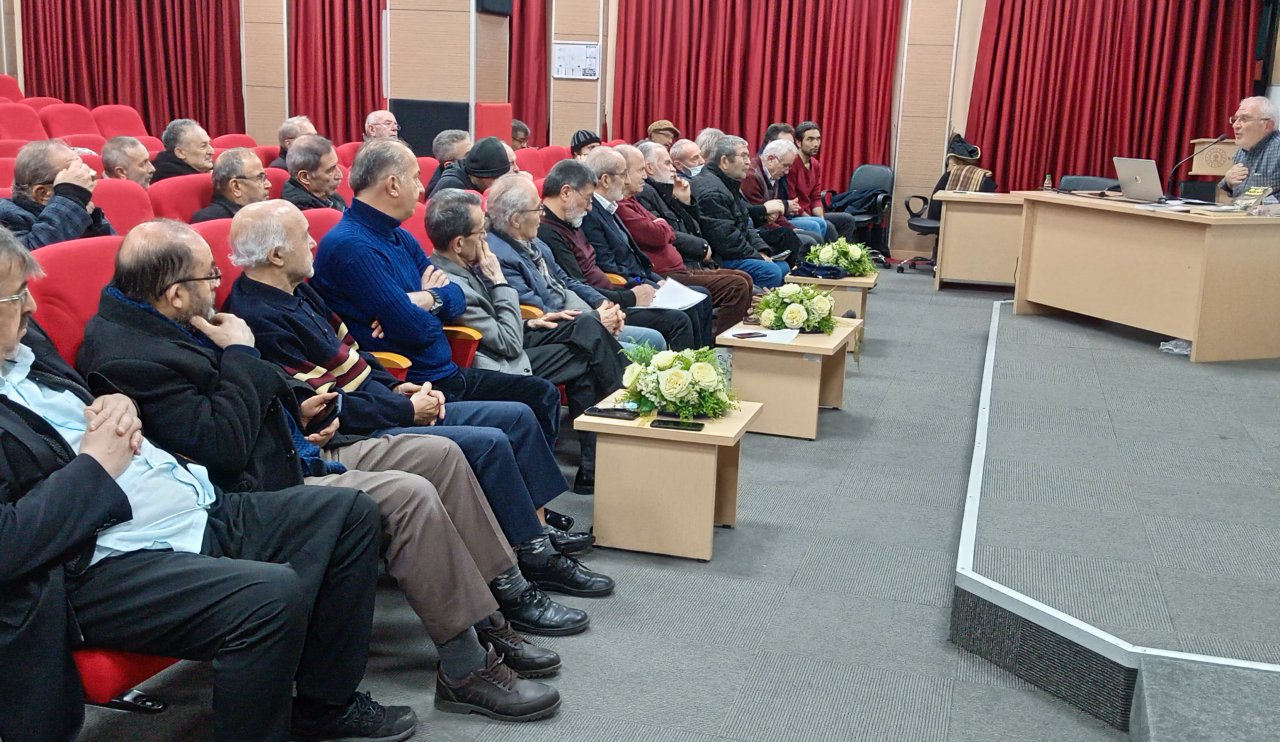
[1166,134,1228,198]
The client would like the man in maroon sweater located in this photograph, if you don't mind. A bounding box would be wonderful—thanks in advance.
[613,145,752,333]
[790,121,859,240]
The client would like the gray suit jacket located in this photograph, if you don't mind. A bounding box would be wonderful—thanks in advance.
[429,254,532,375]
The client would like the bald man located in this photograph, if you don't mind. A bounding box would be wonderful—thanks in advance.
[363,109,401,140]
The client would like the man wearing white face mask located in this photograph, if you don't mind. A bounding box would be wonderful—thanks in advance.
[670,138,706,179]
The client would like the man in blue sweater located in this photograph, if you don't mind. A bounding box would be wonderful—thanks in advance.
[311,140,588,488]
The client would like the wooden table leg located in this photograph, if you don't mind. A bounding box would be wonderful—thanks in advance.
[714,441,741,528]
[732,347,822,439]
[819,344,847,409]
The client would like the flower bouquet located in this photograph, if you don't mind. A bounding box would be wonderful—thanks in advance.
[808,237,877,277]
[619,345,737,421]
[757,283,835,334]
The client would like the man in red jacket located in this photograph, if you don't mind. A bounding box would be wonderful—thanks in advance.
[613,145,752,333]
[790,121,859,240]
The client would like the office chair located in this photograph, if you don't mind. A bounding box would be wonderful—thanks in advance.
[824,164,893,262]
[899,165,997,274]
[1058,175,1120,192]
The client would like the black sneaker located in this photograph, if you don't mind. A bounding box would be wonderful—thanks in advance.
[290,691,417,741]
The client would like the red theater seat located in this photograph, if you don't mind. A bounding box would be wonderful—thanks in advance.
[63,133,107,153]
[30,235,124,363]
[303,207,344,245]
[335,141,362,167]
[93,178,156,233]
[20,96,63,111]
[39,103,101,137]
[0,73,23,101]
[73,649,179,710]
[403,200,430,253]
[337,165,354,204]
[0,139,26,157]
[148,173,213,223]
[0,158,14,188]
[266,167,289,199]
[515,147,545,178]
[473,102,513,142]
[190,218,242,308]
[136,135,165,154]
[254,145,281,168]
[91,105,149,138]
[0,103,48,140]
[79,153,103,176]
[212,133,257,148]
[538,146,571,173]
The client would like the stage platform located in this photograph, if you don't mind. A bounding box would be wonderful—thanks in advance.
[951,302,1280,737]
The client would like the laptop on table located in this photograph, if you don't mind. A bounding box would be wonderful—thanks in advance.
[1112,157,1166,203]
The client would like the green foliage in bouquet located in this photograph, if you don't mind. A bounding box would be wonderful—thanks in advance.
[757,283,836,334]
[808,237,878,277]
[619,344,737,421]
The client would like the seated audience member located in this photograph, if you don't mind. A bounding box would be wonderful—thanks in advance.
[791,121,859,240]
[309,139,567,477]
[694,127,727,164]
[0,140,114,250]
[538,158,700,350]
[429,136,511,197]
[0,228,411,742]
[101,135,156,188]
[271,114,317,169]
[691,135,788,288]
[669,138,706,179]
[581,146,714,346]
[511,119,531,149]
[283,134,347,212]
[225,198,603,562]
[191,148,270,223]
[619,144,752,332]
[1222,96,1280,197]
[363,109,400,140]
[151,118,214,183]
[635,142,716,264]
[570,129,602,160]
[740,139,825,250]
[759,122,795,152]
[429,187,626,494]
[77,219,568,722]
[646,120,681,148]
[427,129,473,194]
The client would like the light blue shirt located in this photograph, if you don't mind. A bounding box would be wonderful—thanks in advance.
[0,343,215,565]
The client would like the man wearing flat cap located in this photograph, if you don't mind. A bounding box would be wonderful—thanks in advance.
[646,120,681,148]
[428,136,515,197]
[570,130,602,160]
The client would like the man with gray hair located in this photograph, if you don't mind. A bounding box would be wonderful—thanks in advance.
[741,138,824,252]
[427,129,474,193]
[269,114,317,169]
[151,118,214,183]
[0,140,114,249]
[1221,96,1280,197]
[691,135,788,287]
[694,127,726,165]
[282,134,347,212]
[191,148,270,223]
[363,109,400,140]
[669,138,706,180]
[101,135,156,188]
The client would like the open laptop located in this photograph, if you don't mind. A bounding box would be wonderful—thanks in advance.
[1112,157,1166,203]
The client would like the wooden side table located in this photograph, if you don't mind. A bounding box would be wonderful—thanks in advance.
[716,318,861,440]
[573,394,763,561]
[785,272,878,321]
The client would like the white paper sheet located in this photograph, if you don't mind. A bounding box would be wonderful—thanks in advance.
[629,278,707,311]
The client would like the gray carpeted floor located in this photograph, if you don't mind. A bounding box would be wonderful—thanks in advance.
[79,270,1125,741]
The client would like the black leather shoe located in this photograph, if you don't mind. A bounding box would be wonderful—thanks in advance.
[521,554,615,598]
[435,646,561,722]
[475,612,561,678]
[499,584,590,636]
[547,525,594,555]
[291,691,417,741]
[543,508,574,531]
[573,469,594,495]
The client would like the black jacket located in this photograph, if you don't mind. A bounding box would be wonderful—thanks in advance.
[282,178,347,212]
[690,164,770,262]
[150,150,202,183]
[0,323,132,742]
[428,161,478,197]
[190,193,243,223]
[635,180,711,265]
[580,203,659,282]
[76,288,312,493]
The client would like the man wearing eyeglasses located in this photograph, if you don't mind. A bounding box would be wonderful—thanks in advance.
[1221,96,1280,198]
[191,148,271,223]
[0,140,115,250]
[363,110,401,140]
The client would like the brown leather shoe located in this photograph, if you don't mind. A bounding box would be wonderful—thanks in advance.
[434,646,561,722]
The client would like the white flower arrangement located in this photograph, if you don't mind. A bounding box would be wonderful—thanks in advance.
[620,345,737,420]
[756,283,836,334]
[807,237,877,277]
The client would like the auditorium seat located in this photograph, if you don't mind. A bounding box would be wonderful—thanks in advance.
[335,141,362,167]
[303,207,343,245]
[80,153,103,176]
[417,156,440,180]
[93,178,156,233]
[39,103,102,137]
[0,102,48,140]
[0,158,15,188]
[64,133,107,153]
[337,165,354,204]
[91,105,149,138]
[20,96,63,111]
[266,167,289,199]
[137,135,165,154]
[538,146,571,173]
[404,201,431,252]
[0,187,9,199]
[29,234,124,363]
[0,139,26,157]
[148,173,213,222]
[534,177,547,195]
[211,133,257,148]
[254,145,281,168]
[190,218,241,307]
[515,147,545,178]
[0,73,23,101]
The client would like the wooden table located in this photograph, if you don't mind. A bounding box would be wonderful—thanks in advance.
[785,272,878,321]
[716,318,861,439]
[933,191,1028,289]
[573,393,763,561]
[1015,191,1280,362]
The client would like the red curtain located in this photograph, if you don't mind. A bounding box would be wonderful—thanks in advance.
[967,0,1261,192]
[20,0,244,136]
[289,0,385,146]
[612,0,901,190]
[510,0,550,147]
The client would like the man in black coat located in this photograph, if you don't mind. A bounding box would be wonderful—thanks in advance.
[150,118,214,183]
[0,140,115,249]
[191,148,270,223]
[428,136,513,197]
[0,227,412,742]
[281,134,348,212]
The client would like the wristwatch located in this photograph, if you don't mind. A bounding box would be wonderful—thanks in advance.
[426,288,443,315]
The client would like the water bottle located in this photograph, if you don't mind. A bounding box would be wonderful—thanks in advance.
[1043,173,1053,190]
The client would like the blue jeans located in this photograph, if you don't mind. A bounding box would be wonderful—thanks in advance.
[723,257,787,288]
[618,323,666,351]
[376,400,567,546]
[790,216,834,242]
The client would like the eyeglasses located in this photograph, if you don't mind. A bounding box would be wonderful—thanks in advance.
[0,287,31,305]
[468,216,491,238]
[233,172,269,184]
[166,268,222,290]
[521,205,546,216]
[1229,115,1273,126]
[374,121,401,131]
